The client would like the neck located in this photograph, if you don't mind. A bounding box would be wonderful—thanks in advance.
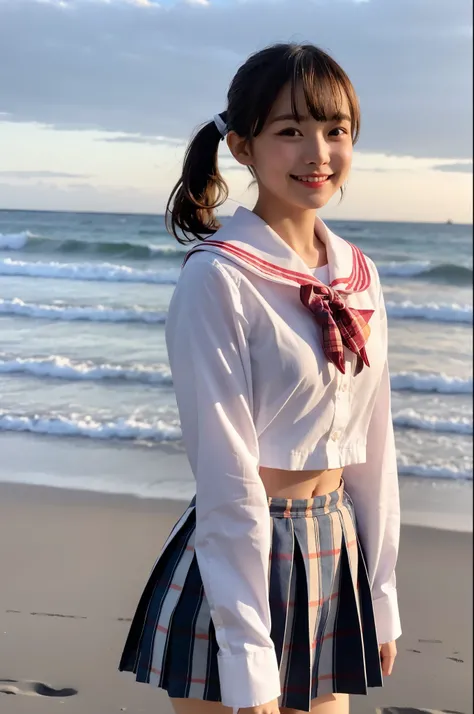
[252,196,327,267]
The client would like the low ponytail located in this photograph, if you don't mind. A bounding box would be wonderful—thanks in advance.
[166,112,229,244]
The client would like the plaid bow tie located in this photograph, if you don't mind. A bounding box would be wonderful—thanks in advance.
[300,283,373,375]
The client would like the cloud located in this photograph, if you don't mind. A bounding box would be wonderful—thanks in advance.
[0,170,91,179]
[353,166,410,173]
[432,162,473,173]
[0,179,161,213]
[0,0,471,159]
[100,134,184,146]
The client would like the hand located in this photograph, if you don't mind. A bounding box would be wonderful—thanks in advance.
[379,640,397,676]
[238,699,280,714]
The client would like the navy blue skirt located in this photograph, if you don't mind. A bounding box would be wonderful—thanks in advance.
[119,482,383,712]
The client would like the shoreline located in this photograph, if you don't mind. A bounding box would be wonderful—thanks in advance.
[1,431,472,534]
[0,472,472,533]
[0,477,470,529]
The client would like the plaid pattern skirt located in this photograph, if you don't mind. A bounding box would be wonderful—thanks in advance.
[119,481,383,712]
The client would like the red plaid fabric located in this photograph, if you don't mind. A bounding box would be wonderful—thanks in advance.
[299,283,374,375]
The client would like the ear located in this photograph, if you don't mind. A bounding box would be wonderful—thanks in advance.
[226,130,253,168]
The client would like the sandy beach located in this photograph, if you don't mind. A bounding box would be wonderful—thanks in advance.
[0,478,472,714]
[0,1,472,713]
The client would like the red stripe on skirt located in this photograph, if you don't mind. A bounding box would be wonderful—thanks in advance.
[150,667,207,685]
[283,591,339,609]
[271,538,357,559]
[283,626,362,653]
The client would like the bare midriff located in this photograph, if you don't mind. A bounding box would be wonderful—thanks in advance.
[259,466,344,500]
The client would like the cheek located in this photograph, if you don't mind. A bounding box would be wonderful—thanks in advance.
[333,143,353,167]
[254,141,296,179]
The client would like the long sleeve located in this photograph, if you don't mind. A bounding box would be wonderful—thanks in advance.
[343,279,402,645]
[165,256,281,709]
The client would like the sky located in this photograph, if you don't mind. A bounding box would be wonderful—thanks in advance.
[0,0,472,222]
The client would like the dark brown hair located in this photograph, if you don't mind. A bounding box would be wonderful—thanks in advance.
[166,43,360,244]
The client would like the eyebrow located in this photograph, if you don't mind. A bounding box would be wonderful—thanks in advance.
[269,112,351,124]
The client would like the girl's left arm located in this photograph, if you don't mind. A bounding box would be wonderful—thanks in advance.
[343,272,402,646]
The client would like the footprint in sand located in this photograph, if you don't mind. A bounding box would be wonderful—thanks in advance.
[30,611,87,620]
[0,679,77,697]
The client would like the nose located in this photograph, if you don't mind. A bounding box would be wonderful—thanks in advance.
[305,133,330,166]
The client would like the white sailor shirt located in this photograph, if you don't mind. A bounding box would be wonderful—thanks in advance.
[164,206,401,709]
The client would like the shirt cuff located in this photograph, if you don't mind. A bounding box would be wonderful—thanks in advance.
[372,588,402,644]
[217,647,281,709]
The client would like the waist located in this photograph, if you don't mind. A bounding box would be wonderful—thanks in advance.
[259,465,343,500]
[268,478,351,518]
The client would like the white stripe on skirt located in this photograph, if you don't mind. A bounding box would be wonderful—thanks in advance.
[149,533,196,687]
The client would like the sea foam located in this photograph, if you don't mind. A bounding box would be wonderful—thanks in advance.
[0,354,173,384]
[1,355,471,395]
[393,409,473,435]
[0,231,34,250]
[0,258,179,284]
[398,463,473,481]
[0,413,182,442]
[386,300,472,324]
[390,372,472,394]
[0,298,167,323]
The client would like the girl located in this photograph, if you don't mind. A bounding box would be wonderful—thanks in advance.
[119,42,401,714]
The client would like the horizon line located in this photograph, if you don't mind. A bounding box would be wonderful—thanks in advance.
[0,207,470,227]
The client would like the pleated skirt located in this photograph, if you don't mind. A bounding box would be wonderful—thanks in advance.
[119,481,383,712]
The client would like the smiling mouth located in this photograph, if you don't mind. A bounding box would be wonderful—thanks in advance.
[290,174,333,187]
[290,174,332,183]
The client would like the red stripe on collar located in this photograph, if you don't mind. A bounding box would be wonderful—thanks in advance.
[183,237,371,293]
[331,242,370,292]
[347,242,370,291]
[184,240,321,286]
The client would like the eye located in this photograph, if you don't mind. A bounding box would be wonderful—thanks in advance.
[329,126,348,137]
[278,127,303,137]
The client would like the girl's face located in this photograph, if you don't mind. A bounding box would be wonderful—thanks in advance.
[231,82,354,212]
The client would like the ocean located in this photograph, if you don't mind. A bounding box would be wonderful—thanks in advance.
[0,209,472,501]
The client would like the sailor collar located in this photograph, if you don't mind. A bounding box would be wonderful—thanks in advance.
[182,206,372,294]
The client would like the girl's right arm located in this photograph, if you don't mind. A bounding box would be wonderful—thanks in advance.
[165,256,281,711]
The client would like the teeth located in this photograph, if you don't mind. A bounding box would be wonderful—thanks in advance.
[296,176,328,182]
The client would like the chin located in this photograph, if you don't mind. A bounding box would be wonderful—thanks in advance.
[293,194,335,210]
[287,183,342,210]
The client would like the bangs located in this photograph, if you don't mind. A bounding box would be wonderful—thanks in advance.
[249,45,360,144]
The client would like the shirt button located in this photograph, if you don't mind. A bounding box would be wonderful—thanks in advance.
[331,432,340,441]
[341,384,348,392]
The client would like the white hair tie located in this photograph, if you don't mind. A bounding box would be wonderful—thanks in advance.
[213,113,228,138]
